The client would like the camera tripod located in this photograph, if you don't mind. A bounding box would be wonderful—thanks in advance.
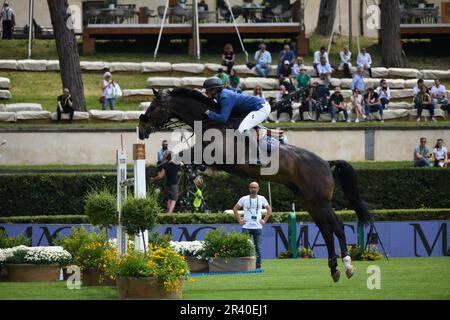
[364,221,389,261]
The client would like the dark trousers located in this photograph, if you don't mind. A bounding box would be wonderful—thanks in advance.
[243,228,262,268]
[343,63,352,78]
[276,105,293,120]
[57,106,74,122]
[416,103,434,117]
[221,61,234,74]
[2,20,13,39]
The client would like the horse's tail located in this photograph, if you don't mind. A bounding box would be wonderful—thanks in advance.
[328,160,373,224]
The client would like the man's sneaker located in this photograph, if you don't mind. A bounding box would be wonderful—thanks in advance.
[346,119,351,123]
[275,120,279,124]
[417,117,421,122]
[355,118,359,123]
[380,119,384,123]
[290,119,295,123]
[432,117,437,122]
[331,119,336,123]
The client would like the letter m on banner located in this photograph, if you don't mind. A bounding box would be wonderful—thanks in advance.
[411,223,449,257]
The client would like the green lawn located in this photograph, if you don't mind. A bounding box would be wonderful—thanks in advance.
[0,258,449,300]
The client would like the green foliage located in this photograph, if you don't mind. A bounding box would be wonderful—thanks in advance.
[0,229,32,248]
[348,245,383,261]
[202,228,255,258]
[84,189,117,229]
[148,232,172,250]
[121,195,161,237]
[277,247,315,259]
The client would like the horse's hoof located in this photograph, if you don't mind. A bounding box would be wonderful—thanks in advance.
[332,270,341,283]
[345,266,355,279]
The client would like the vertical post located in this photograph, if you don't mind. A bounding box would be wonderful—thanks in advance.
[289,203,297,259]
[348,0,353,52]
[28,0,34,59]
[116,148,128,256]
[267,182,272,207]
[133,137,148,252]
[357,221,365,256]
[192,0,200,59]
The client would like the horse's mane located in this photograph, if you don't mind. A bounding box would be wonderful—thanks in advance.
[169,88,219,110]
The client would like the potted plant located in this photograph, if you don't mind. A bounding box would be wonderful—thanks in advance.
[0,245,71,282]
[84,188,117,238]
[298,247,315,259]
[0,230,32,279]
[170,240,208,273]
[203,228,256,272]
[108,244,189,299]
[348,244,383,261]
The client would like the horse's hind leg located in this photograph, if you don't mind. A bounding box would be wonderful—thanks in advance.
[332,215,355,279]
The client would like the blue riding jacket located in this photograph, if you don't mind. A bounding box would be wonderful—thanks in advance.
[207,89,264,124]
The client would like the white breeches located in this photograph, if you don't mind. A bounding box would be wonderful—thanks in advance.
[238,101,271,134]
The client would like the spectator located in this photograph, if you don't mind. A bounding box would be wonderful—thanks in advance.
[413,79,425,98]
[254,43,272,77]
[278,60,295,92]
[339,46,352,78]
[215,68,230,87]
[1,2,14,40]
[306,81,330,121]
[291,56,305,77]
[233,181,272,270]
[364,87,384,122]
[221,43,235,74]
[277,44,295,75]
[253,84,265,99]
[313,46,329,75]
[101,72,121,111]
[329,87,349,123]
[413,137,431,167]
[376,79,391,110]
[317,56,333,88]
[198,0,208,11]
[274,85,294,123]
[357,48,372,78]
[351,67,366,93]
[157,140,169,165]
[433,138,449,168]
[56,88,74,123]
[228,68,242,92]
[350,89,366,123]
[151,150,181,213]
[430,79,449,110]
[295,66,311,90]
[415,85,436,122]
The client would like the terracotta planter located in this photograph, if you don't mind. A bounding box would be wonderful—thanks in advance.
[208,256,256,272]
[5,264,60,282]
[82,268,115,286]
[116,276,183,299]
[184,256,209,273]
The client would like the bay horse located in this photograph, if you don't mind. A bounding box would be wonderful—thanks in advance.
[138,87,372,282]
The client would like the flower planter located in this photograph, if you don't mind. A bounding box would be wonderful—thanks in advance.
[116,276,183,299]
[208,256,256,272]
[5,264,60,282]
[82,268,115,286]
[184,256,209,273]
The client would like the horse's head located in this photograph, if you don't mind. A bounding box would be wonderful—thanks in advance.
[138,89,172,140]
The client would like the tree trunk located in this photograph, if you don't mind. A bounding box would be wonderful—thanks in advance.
[47,0,86,111]
[380,0,405,67]
[315,0,338,36]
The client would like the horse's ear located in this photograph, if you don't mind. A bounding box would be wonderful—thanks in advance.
[152,88,161,100]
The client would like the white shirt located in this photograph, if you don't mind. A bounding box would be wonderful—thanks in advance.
[413,86,421,96]
[430,85,447,98]
[340,50,352,66]
[350,94,363,106]
[376,86,391,100]
[237,195,269,230]
[357,53,372,67]
[102,80,118,99]
[433,147,448,160]
[291,63,305,76]
[1,7,13,21]
[317,63,333,75]
[314,51,329,65]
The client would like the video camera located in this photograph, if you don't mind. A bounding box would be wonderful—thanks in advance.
[272,87,308,111]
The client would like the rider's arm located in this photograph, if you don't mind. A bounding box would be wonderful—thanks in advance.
[207,96,233,123]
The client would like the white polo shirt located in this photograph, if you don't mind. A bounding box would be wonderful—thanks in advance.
[430,85,447,98]
[237,195,269,230]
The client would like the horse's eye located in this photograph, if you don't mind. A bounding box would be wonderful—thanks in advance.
[139,114,149,122]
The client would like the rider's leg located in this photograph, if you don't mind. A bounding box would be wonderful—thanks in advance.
[237,101,271,134]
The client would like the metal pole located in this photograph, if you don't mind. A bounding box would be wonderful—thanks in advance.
[348,0,352,53]
[267,182,272,207]
[225,0,249,63]
[192,0,200,59]
[153,0,170,61]
[28,0,34,59]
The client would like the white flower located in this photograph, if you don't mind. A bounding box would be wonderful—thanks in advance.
[170,241,205,257]
[0,246,72,265]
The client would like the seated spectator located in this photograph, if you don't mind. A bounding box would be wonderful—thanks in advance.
[278,60,295,92]
[351,67,365,93]
[302,81,330,121]
[228,68,242,92]
[274,85,294,123]
[430,79,449,109]
[221,43,235,74]
[295,66,311,90]
[329,87,349,123]
[415,84,436,122]
[433,138,449,167]
[56,88,74,123]
[215,68,230,86]
[313,46,329,75]
[339,46,352,78]
[291,56,305,77]
[413,137,431,167]
[254,43,272,77]
[317,56,333,88]
[198,0,208,11]
[357,48,372,78]
[350,89,366,123]
[376,79,391,110]
[412,79,425,99]
[277,43,295,75]
[253,84,265,99]
[364,87,384,122]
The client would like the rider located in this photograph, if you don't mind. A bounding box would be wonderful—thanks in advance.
[203,77,272,165]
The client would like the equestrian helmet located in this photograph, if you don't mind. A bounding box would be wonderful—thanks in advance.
[203,77,223,91]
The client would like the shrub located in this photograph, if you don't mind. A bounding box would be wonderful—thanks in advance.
[84,189,117,230]
[348,244,383,261]
[0,246,71,266]
[0,229,32,248]
[202,228,255,259]
[277,247,315,259]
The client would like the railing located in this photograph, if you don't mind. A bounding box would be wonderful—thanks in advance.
[400,6,445,24]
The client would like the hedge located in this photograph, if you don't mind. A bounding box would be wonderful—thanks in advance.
[0,209,449,224]
[0,169,450,216]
